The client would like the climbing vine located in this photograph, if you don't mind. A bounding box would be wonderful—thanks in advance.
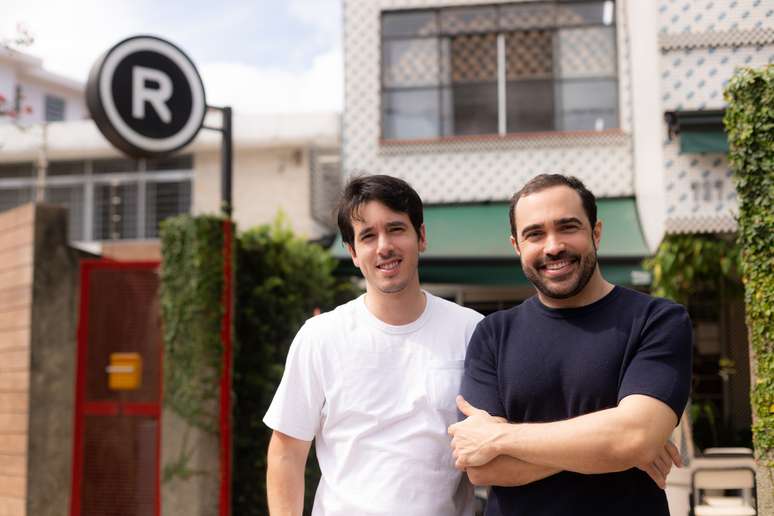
[724,65,774,472]
[160,214,229,434]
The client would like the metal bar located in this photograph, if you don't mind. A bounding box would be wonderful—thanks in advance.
[220,107,233,217]
[497,33,506,136]
[219,220,234,516]
[137,159,147,239]
[83,161,94,241]
[202,105,233,217]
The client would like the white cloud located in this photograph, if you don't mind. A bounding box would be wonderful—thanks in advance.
[2,0,343,113]
[287,0,341,44]
[1,0,151,82]
[201,49,342,114]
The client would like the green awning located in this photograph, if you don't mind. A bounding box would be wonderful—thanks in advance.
[664,110,728,154]
[330,198,649,286]
[680,129,728,154]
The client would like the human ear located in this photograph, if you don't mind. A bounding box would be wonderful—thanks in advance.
[418,224,427,253]
[346,243,360,268]
[510,235,521,257]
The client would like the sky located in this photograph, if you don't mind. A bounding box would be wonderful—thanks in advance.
[1,0,343,114]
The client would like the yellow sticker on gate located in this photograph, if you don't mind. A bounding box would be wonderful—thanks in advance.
[107,352,142,390]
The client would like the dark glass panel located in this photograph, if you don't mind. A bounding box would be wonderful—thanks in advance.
[506,80,555,132]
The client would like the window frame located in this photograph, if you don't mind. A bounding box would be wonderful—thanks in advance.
[0,157,193,242]
[379,0,620,143]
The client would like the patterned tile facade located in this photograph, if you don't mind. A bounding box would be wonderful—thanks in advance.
[343,0,635,203]
[658,0,774,233]
[658,0,773,34]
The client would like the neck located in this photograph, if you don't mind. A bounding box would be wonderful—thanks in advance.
[364,283,426,326]
[537,268,614,309]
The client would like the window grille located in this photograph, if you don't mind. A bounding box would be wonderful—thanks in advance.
[0,187,34,213]
[45,185,85,241]
[380,1,618,140]
[144,180,192,238]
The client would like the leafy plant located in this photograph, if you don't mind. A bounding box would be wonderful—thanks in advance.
[644,233,741,307]
[724,65,774,489]
[232,214,359,515]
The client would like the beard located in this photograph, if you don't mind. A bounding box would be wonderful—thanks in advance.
[523,246,598,300]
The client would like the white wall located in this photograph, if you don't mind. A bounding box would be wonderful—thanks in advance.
[193,146,328,239]
[627,0,665,252]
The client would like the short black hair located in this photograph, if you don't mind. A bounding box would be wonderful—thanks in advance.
[337,174,424,246]
[509,173,597,239]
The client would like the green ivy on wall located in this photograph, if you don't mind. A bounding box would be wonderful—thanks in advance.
[724,65,774,480]
[160,214,229,434]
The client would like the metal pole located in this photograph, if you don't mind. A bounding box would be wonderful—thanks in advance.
[220,107,233,217]
[202,105,234,516]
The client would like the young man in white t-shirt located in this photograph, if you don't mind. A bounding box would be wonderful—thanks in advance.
[264,174,483,516]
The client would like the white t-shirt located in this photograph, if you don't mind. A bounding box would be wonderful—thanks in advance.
[264,292,483,516]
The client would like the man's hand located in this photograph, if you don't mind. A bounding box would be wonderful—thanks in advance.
[637,440,682,489]
[448,395,505,470]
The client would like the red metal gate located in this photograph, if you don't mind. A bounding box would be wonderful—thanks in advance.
[70,260,162,516]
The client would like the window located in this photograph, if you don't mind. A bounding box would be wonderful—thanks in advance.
[44,95,66,122]
[0,156,194,241]
[145,180,192,238]
[380,1,618,140]
[45,185,85,240]
[0,187,34,213]
[0,162,35,179]
[94,182,139,240]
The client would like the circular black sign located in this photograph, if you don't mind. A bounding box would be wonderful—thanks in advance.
[86,35,206,158]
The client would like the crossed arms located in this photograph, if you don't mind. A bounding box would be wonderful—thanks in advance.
[448,393,681,488]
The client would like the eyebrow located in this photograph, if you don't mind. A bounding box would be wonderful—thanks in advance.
[520,217,584,237]
[385,221,408,230]
[356,220,407,239]
[357,226,375,240]
[556,217,583,226]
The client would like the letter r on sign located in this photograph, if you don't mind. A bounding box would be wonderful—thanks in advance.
[132,66,173,123]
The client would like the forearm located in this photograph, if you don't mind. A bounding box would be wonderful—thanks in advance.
[267,433,310,516]
[491,399,672,474]
[466,455,560,487]
[267,461,305,515]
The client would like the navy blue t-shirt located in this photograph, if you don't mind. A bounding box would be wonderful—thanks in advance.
[461,286,692,516]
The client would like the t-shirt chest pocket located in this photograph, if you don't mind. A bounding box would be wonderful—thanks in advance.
[426,359,465,413]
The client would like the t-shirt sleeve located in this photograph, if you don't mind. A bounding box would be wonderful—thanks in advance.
[618,302,693,421]
[263,322,324,441]
[460,320,506,419]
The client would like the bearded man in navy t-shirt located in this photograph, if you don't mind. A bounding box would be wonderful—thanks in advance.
[448,174,692,516]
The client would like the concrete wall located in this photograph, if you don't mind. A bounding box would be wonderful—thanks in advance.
[161,410,220,516]
[26,204,79,516]
[0,204,34,516]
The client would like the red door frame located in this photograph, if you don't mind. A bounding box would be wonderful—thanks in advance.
[69,260,162,516]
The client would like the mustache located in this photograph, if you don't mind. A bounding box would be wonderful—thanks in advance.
[535,251,579,269]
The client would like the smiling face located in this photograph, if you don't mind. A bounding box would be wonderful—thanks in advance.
[511,185,603,305]
[346,200,426,298]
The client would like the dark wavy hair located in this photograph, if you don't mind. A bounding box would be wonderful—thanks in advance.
[337,174,424,246]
